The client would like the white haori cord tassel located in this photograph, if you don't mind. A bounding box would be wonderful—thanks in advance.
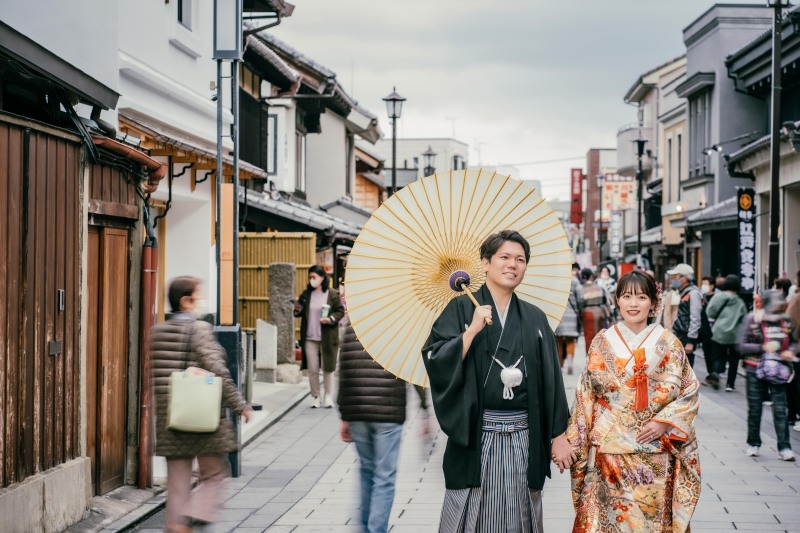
[492,355,524,400]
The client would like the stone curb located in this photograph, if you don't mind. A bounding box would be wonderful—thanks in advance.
[93,388,310,533]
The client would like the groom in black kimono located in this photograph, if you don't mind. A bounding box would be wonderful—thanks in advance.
[422,230,574,531]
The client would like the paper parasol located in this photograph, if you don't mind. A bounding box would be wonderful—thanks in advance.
[344,169,572,387]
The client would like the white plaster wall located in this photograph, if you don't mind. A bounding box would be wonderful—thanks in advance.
[3,1,120,93]
[151,167,216,312]
[117,0,229,146]
[305,112,347,208]
[785,185,800,276]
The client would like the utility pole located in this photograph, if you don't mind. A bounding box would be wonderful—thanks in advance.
[634,137,648,258]
[768,0,787,284]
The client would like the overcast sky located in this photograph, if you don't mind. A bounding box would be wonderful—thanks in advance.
[270,0,762,200]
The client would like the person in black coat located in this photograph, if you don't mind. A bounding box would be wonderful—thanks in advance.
[337,324,406,533]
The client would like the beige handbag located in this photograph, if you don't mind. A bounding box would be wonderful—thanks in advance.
[167,323,223,433]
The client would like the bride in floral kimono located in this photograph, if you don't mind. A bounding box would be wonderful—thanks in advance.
[566,270,701,532]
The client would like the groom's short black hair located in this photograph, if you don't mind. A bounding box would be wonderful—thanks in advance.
[480,230,530,264]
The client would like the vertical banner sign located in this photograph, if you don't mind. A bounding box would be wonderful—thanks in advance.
[570,168,583,224]
[737,188,756,293]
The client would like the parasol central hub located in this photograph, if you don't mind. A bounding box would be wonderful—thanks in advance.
[410,243,484,313]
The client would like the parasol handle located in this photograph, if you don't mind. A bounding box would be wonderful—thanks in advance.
[462,288,493,326]
[449,270,493,326]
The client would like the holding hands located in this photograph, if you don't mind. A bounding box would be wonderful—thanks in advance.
[551,433,577,473]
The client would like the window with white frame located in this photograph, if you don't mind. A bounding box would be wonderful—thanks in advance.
[667,137,673,203]
[267,114,277,175]
[295,133,306,192]
[177,0,192,29]
[688,89,711,177]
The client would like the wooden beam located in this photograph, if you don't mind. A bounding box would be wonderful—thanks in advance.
[88,199,139,220]
[220,183,234,325]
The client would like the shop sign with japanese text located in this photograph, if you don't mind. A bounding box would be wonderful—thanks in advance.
[737,188,756,293]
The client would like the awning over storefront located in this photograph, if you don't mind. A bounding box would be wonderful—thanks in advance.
[624,225,662,245]
[243,189,360,242]
[119,111,268,180]
[360,172,385,189]
[685,196,737,230]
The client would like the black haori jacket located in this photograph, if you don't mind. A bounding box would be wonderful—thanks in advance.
[422,284,569,490]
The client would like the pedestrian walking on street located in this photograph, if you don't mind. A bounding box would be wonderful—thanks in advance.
[337,323,406,533]
[786,271,800,431]
[422,230,572,532]
[737,289,797,461]
[294,265,344,408]
[700,276,718,380]
[566,270,701,532]
[668,263,704,367]
[581,268,613,348]
[705,275,747,392]
[555,274,584,375]
[150,277,254,533]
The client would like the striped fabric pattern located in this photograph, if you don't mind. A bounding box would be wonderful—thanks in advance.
[439,410,543,533]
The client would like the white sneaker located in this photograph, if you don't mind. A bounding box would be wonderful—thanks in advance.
[746,446,760,457]
[793,421,800,432]
[779,449,796,461]
[323,394,333,408]
[311,396,320,408]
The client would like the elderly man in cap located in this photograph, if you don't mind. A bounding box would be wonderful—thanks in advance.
[668,263,703,367]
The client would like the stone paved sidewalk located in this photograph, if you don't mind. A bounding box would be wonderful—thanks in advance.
[129,339,800,532]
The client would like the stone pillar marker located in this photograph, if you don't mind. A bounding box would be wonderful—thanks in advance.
[255,319,277,383]
[269,262,296,365]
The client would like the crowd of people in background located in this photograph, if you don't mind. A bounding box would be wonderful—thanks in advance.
[567,263,800,464]
[288,260,800,532]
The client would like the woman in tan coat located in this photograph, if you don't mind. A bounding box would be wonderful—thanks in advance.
[151,276,253,533]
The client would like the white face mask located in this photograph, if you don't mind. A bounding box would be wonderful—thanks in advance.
[701,284,711,294]
[309,278,322,289]
[192,298,207,319]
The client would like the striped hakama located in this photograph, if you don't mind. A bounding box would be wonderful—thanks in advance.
[439,410,544,533]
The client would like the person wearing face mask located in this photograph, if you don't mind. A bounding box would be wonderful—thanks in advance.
[668,264,704,368]
[294,265,345,408]
[150,276,254,533]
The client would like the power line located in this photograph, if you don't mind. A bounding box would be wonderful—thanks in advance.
[502,156,585,166]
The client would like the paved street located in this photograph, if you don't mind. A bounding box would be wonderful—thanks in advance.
[128,340,800,533]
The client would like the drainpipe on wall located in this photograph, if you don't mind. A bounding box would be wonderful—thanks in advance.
[138,205,159,489]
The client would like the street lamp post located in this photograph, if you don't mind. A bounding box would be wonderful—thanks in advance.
[596,173,605,263]
[213,0,244,478]
[633,136,648,258]
[767,0,789,284]
[383,88,405,196]
[423,145,437,177]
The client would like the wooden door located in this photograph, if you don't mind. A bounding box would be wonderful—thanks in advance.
[86,225,130,495]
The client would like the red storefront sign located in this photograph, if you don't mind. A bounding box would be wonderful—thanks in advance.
[570,168,583,224]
